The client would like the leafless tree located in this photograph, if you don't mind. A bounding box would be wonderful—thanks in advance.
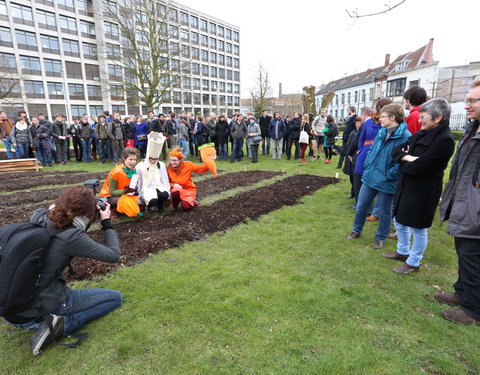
[346,0,406,18]
[102,0,189,111]
[0,54,21,102]
[250,64,272,118]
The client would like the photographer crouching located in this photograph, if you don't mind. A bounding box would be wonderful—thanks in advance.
[3,186,122,355]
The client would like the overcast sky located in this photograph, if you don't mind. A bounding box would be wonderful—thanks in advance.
[179,0,480,98]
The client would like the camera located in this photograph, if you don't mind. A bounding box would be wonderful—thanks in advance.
[84,179,107,211]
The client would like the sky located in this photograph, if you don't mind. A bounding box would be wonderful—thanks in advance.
[179,0,480,98]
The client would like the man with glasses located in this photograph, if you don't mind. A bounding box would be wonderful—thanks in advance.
[438,79,480,325]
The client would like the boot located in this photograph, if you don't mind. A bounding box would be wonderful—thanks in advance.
[92,151,98,161]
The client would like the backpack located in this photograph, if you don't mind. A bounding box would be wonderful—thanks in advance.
[0,212,66,317]
[330,123,339,137]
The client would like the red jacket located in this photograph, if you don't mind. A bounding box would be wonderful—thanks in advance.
[406,106,421,135]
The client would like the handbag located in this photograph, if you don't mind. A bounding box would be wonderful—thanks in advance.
[299,124,309,144]
[137,134,147,141]
[252,135,262,144]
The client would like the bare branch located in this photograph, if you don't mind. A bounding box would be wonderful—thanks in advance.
[346,0,406,18]
[250,64,272,117]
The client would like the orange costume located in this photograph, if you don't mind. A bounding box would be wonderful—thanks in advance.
[100,164,140,217]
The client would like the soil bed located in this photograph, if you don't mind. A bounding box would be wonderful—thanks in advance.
[70,174,338,281]
[0,170,85,180]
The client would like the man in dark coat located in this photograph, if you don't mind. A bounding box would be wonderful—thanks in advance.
[336,106,356,169]
[382,98,454,274]
[259,110,272,155]
[437,80,480,324]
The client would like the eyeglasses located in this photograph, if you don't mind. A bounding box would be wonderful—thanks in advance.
[465,98,480,105]
[379,115,389,118]
[419,115,431,120]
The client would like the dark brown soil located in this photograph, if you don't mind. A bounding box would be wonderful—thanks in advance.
[69,174,338,281]
[0,170,86,180]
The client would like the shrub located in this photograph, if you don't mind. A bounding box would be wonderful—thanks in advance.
[452,130,463,140]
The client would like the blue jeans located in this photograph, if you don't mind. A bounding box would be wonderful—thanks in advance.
[177,138,189,161]
[16,142,29,159]
[5,288,122,336]
[395,221,428,267]
[218,143,228,160]
[98,140,113,161]
[81,139,92,162]
[37,141,52,166]
[352,184,394,241]
[230,138,243,162]
[2,139,14,158]
[261,136,270,155]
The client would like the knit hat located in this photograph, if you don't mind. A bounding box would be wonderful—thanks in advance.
[146,132,165,160]
[169,148,185,160]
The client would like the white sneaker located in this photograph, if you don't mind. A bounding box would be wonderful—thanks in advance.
[30,314,64,356]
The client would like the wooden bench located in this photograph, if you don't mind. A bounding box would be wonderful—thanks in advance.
[0,158,43,173]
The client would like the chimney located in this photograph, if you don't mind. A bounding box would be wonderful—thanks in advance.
[422,38,434,64]
[384,54,390,67]
[279,82,283,97]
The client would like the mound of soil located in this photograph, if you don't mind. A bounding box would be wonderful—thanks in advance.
[69,174,338,281]
[1,170,87,180]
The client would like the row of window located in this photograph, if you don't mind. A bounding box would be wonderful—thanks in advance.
[334,90,367,106]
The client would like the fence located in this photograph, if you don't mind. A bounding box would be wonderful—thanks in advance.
[449,113,468,131]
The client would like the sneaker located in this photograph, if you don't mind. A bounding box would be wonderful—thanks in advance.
[30,314,64,356]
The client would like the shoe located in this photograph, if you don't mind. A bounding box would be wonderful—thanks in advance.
[347,232,360,240]
[382,251,408,261]
[335,165,341,169]
[310,157,316,161]
[435,292,460,306]
[301,159,306,163]
[366,215,379,221]
[392,263,419,274]
[373,240,385,249]
[346,195,354,198]
[323,160,329,164]
[441,308,480,325]
[30,314,64,356]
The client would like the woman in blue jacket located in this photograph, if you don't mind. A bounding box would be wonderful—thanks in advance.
[347,103,411,249]
[133,115,148,159]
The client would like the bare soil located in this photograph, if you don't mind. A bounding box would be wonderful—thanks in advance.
[69,174,337,281]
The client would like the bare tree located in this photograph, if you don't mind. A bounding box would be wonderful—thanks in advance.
[346,0,406,18]
[250,64,272,118]
[102,0,189,111]
[0,54,21,102]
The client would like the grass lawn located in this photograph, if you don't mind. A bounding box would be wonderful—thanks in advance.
[1,152,478,375]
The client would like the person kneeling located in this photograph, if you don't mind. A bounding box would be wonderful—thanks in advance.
[3,186,122,355]
[136,132,170,212]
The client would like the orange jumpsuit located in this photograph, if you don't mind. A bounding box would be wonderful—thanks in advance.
[167,161,209,207]
[100,164,140,217]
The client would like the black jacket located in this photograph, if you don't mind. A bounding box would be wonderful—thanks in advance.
[259,115,272,137]
[392,120,455,228]
[122,121,135,140]
[343,114,356,142]
[215,120,229,143]
[288,118,301,140]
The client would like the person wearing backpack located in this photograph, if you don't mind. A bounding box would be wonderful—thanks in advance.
[322,115,337,164]
[1,186,122,355]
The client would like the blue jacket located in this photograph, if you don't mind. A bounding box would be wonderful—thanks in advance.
[361,122,411,195]
[355,118,382,175]
[133,122,148,146]
[268,118,286,139]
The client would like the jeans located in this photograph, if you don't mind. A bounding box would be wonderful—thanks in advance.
[37,141,52,166]
[55,288,122,336]
[395,221,428,267]
[251,143,259,162]
[230,138,243,162]
[352,184,394,241]
[72,137,83,161]
[81,139,92,162]
[49,138,59,163]
[261,136,270,155]
[218,142,228,160]
[98,140,113,161]
[177,138,189,161]
[2,139,14,158]
[16,142,29,159]
[271,138,283,159]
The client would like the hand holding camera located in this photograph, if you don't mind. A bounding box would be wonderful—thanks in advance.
[97,201,111,220]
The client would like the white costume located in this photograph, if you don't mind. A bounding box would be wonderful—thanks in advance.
[135,132,171,206]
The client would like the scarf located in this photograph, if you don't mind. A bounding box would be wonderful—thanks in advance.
[124,167,136,178]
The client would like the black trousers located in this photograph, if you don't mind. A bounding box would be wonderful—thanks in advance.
[251,143,259,163]
[454,237,480,320]
[353,173,363,205]
[286,138,299,160]
[148,190,170,210]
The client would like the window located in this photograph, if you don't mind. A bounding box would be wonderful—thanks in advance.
[201,49,208,62]
[209,37,216,49]
[209,22,216,34]
[191,47,199,60]
[65,61,82,79]
[80,20,96,37]
[226,43,232,54]
[227,69,232,80]
[183,92,191,103]
[24,80,44,98]
[227,96,233,105]
[219,94,225,104]
[180,11,188,25]
[219,68,225,79]
[200,34,208,47]
[233,31,239,42]
[44,58,61,77]
[59,15,77,34]
[191,63,200,75]
[110,85,123,100]
[354,91,358,103]
[225,28,232,40]
[11,3,33,25]
[36,9,56,30]
[218,26,224,37]
[180,29,189,42]
[386,78,406,97]
[173,91,181,103]
[192,78,200,90]
[104,21,119,39]
[82,42,97,59]
[211,80,217,91]
[234,84,239,94]
[234,58,239,68]
[202,79,209,90]
[71,105,87,118]
[201,65,209,76]
[182,77,191,89]
[47,82,64,99]
[85,64,99,80]
[190,15,198,28]
[111,105,125,114]
[219,81,225,92]
[108,64,122,78]
[136,31,148,44]
[234,71,239,81]
[210,66,217,77]
[78,0,94,16]
[106,43,120,58]
[0,0,7,17]
[169,7,177,22]
[57,0,75,11]
[62,39,79,57]
[169,25,178,39]
[0,53,16,70]
[90,105,104,115]
[170,42,179,54]
[202,93,209,104]
[234,97,239,106]
[347,92,351,104]
[103,0,117,13]
[0,27,13,47]
[227,83,232,93]
[87,84,101,99]
[409,79,419,87]
[16,30,37,50]
[170,59,179,70]
[218,40,224,51]
[200,19,207,32]
[210,52,217,64]
[226,56,232,67]
[218,54,225,65]
[191,32,198,44]
[181,45,189,58]
[68,83,84,99]
[233,45,239,55]
[51,104,66,117]
[20,55,41,75]
[41,34,59,54]
[193,93,200,104]
[362,89,366,102]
